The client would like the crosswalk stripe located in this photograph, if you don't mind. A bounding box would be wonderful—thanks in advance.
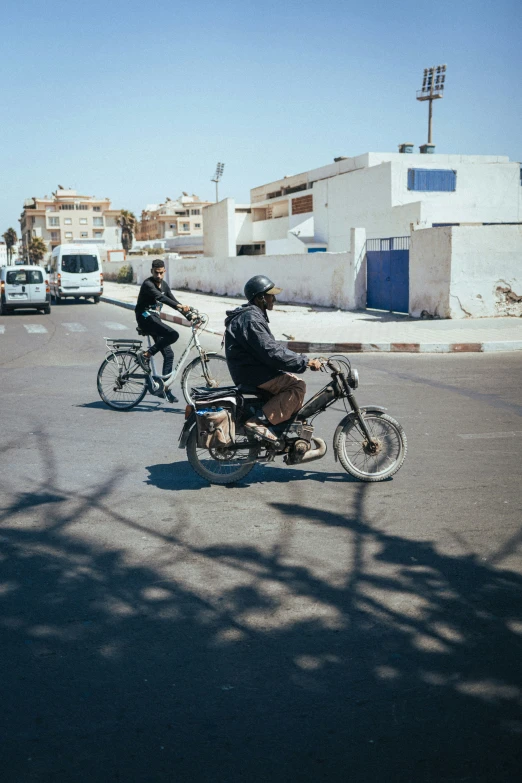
[0,326,5,334]
[62,322,87,332]
[103,322,129,331]
[24,324,48,334]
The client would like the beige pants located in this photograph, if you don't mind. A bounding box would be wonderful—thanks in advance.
[258,372,306,425]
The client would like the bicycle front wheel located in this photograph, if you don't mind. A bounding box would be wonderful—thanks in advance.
[97,350,148,410]
[181,355,233,404]
[335,412,407,482]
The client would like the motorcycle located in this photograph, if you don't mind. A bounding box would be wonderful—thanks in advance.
[179,356,407,485]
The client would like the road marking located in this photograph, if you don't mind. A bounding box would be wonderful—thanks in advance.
[103,322,128,331]
[24,324,48,334]
[0,325,5,334]
[62,322,87,332]
[458,431,522,440]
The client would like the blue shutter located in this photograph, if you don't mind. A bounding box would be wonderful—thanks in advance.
[408,169,457,191]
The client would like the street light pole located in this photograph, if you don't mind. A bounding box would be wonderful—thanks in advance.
[211,162,225,203]
[416,65,447,146]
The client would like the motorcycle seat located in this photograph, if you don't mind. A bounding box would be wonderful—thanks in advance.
[238,384,272,402]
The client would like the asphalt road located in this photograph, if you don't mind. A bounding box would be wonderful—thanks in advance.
[1,300,521,782]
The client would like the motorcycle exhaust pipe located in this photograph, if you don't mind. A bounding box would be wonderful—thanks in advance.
[300,436,327,464]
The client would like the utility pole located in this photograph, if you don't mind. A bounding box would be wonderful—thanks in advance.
[211,162,225,202]
[416,65,447,145]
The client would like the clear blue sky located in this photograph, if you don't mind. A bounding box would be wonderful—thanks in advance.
[1,0,520,234]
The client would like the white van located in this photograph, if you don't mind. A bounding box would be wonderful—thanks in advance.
[50,244,103,303]
[0,265,51,315]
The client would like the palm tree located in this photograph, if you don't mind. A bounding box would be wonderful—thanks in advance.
[116,210,137,256]
[2,227,17,263]
[28,236,48,266]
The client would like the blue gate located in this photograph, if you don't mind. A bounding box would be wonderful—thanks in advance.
[366,236,409,313]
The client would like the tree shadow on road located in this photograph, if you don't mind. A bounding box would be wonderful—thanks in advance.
[1,433,521,782]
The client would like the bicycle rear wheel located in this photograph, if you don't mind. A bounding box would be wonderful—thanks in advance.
[181,355,233,404]
[97,350,147,410]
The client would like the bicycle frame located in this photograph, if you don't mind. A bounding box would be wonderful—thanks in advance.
[103,313,210,391]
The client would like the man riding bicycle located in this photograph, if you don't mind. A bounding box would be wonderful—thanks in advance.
[135,258,191,403]
[224,275,321,442]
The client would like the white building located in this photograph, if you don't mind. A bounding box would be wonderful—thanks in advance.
[136,194,212,245]
[19,187,122,260]
[203,150,522,256]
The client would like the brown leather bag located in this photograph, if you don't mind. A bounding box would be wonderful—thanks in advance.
[196,407,235,449]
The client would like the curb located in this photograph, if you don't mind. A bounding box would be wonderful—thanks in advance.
[100,296,522,353]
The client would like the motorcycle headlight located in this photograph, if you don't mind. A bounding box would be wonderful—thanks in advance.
[348,369,359,389]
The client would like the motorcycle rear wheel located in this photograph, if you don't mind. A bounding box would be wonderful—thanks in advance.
[335,412,407,482]
[186,428,258,485]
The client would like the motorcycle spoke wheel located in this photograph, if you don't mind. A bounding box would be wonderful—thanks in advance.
[97,350,147,410]
[336,412,407,482]
[182,355,233,404]
[186,428,257,485]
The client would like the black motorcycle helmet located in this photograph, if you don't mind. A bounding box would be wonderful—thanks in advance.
[244,275,282,302]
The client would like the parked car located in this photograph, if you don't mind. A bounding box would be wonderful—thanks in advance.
[0,265,51,314]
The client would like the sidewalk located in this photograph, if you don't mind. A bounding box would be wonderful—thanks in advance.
[102,281,522,353]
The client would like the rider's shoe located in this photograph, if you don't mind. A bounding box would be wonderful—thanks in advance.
[244,418,278,442]
[164,389,179,404]
[135,350,151,372]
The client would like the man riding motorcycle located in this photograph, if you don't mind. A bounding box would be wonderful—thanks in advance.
[224,275,321,442]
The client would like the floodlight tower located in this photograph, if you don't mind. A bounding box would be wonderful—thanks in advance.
[211,162,225,202]
[416,64,447,145]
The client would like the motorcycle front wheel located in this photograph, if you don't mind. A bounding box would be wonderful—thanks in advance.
[186,428,258,485]
[335,412,407,482]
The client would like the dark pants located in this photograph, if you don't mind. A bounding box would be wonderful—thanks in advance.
[137,313,179,376]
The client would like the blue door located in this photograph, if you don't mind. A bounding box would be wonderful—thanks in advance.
[366,236,409,313]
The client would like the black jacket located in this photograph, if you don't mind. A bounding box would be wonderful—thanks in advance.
[224,304,308,387]
[135,278,181,319]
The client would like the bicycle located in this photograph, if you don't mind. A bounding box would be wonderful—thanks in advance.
[96,308,232,411]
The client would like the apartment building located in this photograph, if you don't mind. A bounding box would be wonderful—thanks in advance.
[136,194,212,241]
[203,150,522,256]
[19,187,122,258]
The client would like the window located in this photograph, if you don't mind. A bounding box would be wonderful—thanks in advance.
[93,217,104,226]
[61,254,99,273]
[76,204,88,210]
[80,232,88,237]
[51,231,59,240]
[80,218,88,225]
[65,232,73,238]
[64,218,72,225]
[93,206,101,212]
[60,204,74,210]
[29,270,44,283]
[292,195,313,215]
[191,209,201,215]
[194,223,201,228]
[182,223,190,231]
[407,169,457,191]
[7,270,28,283]
[49,217,59,226]
[94,231,103,238]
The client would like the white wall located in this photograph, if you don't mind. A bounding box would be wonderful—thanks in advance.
[203,199,235,257]
[314,163,421,250]
[251,216,289,243]
[410,225,522,318]
[164,227,366,310]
